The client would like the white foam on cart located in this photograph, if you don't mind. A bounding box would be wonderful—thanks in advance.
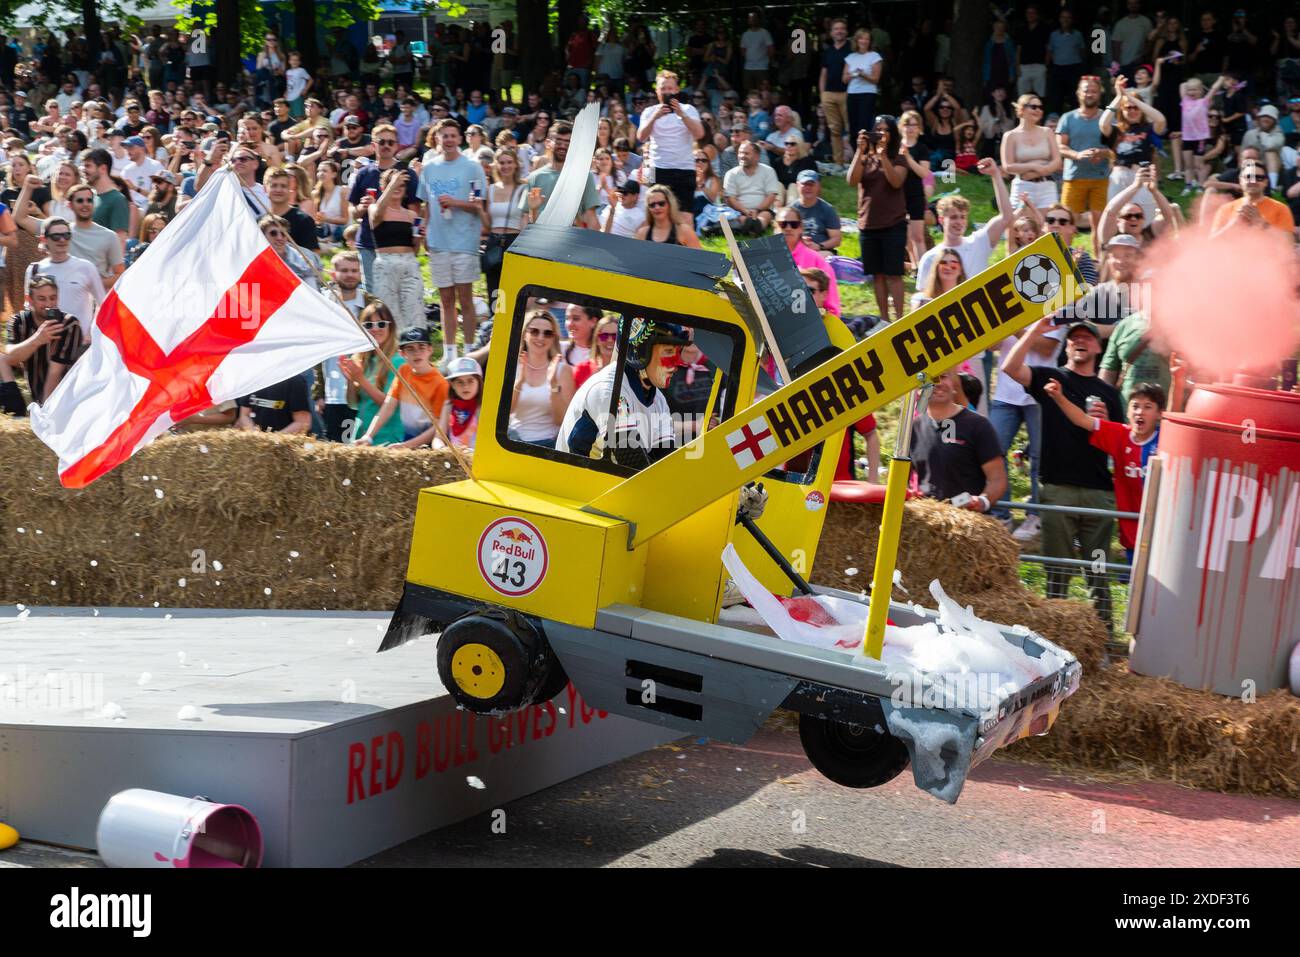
[720,543,1060,713]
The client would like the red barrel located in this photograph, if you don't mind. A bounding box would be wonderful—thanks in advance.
[1131,384,1300,695]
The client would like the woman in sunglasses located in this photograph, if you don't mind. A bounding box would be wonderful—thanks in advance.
[509,309,572,448]
[572,315,619,389]
[635,184,701,247]
[1001,93,1061,212]
[775,208,840,316]
[342,301,405,446]
[1198,109,1231,182]
[139,126,168,163]
[910,248,966,310]
[922,90,962,166]
[1099,74,1166,214]
[771,136,817,202]
[368,165,423,333]
[693,149,722,215]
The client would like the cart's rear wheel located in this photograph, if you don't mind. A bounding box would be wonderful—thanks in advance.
[798,712,910,789]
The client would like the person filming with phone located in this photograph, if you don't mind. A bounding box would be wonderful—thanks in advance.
[1,274,85,412]
[847,117,908,323]
[634,70,705,218]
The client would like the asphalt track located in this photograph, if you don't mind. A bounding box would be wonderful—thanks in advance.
[4,727,1295,868]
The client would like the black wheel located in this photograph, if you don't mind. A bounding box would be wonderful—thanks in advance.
[436,610,540,713]
[798,712,910,789]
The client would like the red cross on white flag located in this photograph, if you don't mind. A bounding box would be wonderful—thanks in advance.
[726,415,779,469]
[29,168,372,488]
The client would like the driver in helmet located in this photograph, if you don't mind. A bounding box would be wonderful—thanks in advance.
[557,317,689,468]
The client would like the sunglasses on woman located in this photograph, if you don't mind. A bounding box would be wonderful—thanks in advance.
[1120,212,1144,221]
[597,331,618,342]
[362,320,390,329]
[778,220,801,229]
[1045,216,1073,225]
[527,327,555,338]
[647,200,667,209]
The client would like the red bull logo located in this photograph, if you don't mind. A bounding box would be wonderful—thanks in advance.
[478,517,549,596]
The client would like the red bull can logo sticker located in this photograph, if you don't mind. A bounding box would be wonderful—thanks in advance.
[477,517,550,597]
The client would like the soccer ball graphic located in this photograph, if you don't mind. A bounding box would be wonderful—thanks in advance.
[1013,254,1061,303]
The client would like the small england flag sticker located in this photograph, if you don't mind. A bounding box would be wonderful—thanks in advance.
[727,416,779,469]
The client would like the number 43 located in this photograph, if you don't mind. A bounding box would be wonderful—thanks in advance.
[491,554,527,588]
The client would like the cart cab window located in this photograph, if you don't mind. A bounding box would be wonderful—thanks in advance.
[498,288,745,476]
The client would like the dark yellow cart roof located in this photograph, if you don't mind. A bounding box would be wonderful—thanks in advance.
[507,224,733,292]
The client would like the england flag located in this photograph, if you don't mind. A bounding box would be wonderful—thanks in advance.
[726,415,779,469]
[29,167,371,488]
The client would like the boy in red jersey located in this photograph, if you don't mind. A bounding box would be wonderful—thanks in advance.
[1042,378,1164,562]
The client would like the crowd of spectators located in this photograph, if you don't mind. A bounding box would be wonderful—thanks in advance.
[2,7,1300,629]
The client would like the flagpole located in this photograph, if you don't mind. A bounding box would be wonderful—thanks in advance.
[236,167,479,481]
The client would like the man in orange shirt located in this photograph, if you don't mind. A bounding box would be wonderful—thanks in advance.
[1210,160,1296,237]
[355,327,449,449]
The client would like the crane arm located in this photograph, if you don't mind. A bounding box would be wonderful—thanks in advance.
[585,234,1085,548]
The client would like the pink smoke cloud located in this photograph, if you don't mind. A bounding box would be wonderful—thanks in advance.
[1146,225,1300,375]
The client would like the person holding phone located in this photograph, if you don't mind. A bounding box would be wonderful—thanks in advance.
[847,118,908,323]
[2,274,85,408]
[634,70,704,219]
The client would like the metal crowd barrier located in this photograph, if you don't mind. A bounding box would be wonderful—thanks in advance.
[994,499,1136,636]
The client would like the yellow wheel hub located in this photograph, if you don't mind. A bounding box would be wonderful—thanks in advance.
[450,643,507,699]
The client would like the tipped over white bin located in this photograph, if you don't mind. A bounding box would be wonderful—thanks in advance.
[97,789,263,868]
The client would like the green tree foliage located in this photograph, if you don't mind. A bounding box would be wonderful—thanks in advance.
[0,0,147,35]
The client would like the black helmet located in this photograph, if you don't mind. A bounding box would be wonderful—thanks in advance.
[623,318,691,371]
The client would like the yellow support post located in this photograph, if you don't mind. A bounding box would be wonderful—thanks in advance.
[863,379,926,659]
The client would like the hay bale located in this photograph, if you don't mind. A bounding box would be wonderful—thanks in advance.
[1016,667,1300,797]
[817,498,1023,596]
[0,418,465,611]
